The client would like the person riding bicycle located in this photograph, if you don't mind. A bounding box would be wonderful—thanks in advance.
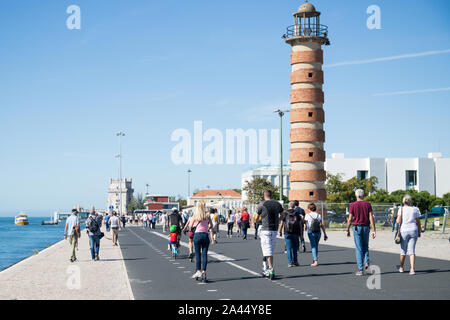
[167,208,183,250]
[168,225,180,255]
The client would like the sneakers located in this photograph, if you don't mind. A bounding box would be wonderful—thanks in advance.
[397,265,404,273]
[288,264,294,268]
[364,264,370,274]
[192,271,202,280]
[95,255,100,261]
[355,270,364,276]
[409,271,415,275]
[267,269,275,280]
[293,262,300,267]
[201,273,208,283]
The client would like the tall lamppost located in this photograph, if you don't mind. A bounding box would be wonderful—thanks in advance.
[274,109,289,202]
[116,131,125,216]
[187,169,192,199]
[146,184,150,195]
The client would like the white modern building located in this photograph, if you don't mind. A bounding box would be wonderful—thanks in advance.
[241,152,450,201]
[187,189,243,209]
[106,178,134,215]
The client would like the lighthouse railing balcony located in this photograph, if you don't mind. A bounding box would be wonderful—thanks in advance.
[283,24,328,39]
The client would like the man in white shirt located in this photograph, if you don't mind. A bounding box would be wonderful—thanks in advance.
[64,209,80,262]
[109,212,121,246]
[142,212,148,229]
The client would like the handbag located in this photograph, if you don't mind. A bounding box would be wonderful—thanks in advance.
[394,207,403,244]
[188,221,200,238]
[99,232,105,240]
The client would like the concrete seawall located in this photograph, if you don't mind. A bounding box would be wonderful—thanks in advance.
[0,226,134,300]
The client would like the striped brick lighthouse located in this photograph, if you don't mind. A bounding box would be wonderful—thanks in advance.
[283,2,330,214]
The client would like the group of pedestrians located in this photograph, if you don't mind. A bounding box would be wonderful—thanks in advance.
[65,208,127,262]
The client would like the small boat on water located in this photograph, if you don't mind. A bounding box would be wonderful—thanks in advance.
[15,213,29,225]
[41,220,58,225]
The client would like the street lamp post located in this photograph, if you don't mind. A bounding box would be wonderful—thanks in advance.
[116,131,125,216]
[146,184,149,195]
[274,109,289,202]
[187,169,192,199]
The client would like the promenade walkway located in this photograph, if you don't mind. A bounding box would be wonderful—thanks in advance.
[0,225,133,300]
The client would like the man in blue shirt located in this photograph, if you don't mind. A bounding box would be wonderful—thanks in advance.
[64,209,80,262]
[294,201,306,252]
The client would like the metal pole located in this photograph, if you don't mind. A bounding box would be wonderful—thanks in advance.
[280,111,283,202]
[443,208,448,234]
[117,132,125,217]
[274,109,289,203]
[187,169,192,199]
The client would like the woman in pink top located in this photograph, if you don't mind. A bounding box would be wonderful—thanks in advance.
[188,201,215,283]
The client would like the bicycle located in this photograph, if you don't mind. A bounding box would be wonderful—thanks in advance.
[170,243,179,259]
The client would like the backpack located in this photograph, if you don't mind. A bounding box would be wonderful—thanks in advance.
[310,214,321,233]
[89,216,99,233]
[285,211,301,234]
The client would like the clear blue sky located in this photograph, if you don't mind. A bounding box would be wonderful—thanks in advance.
[0,0,449,215]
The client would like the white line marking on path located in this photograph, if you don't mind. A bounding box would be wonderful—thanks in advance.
[149,230,261,277]
[207,290,218,292]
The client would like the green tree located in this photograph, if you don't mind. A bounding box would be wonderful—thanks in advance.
[442,193,450,206]
[325,173,378,203]
[128,193,146,213]
[366,189,390,203]
[243,177,278,204]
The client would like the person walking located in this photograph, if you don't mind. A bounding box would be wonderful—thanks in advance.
[151,213,158,229]
[252,211,261,240]
[391,204,400,235]
[110,211,121,246]
[235,209,242,237]
[210,208,218,243]
[86,208,103,261]
[104,212,111,233]
[278,202,303,267]
[64,209,80,262]
[346,189,376,276]
[304,203,327,266]
[256,190,284,280]
[142,212,148,229]
[182,214,195,262]
[240,207,250,240]
[396,195,421,275]
[121,214,126,228]
[161,211,167,232]
[226,209,235,238]
[189,201,215,283]
[294,200,307,252]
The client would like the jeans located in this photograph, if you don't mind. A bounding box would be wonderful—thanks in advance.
[143,221,148,228]
[254,223,260,238]
[241,221,249,238]
[194,232,210,271]
[227,222,234,236]
[308,232,321,261]
[284,233,300,265]
[353,225,370,270]
[89,235,100,260]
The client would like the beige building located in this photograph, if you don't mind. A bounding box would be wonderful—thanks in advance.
[106,178,134,215]
[187,189,242,209]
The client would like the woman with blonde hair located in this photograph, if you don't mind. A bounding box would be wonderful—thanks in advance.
[188,201,215,283]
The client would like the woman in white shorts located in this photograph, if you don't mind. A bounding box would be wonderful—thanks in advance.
[396,195,421,275]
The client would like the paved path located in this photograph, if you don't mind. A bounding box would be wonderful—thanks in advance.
[120,225,450,300]
[0,226,133,300]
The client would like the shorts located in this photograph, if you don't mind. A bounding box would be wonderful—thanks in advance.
[260,230,277,257]
[400,230,418,255]
[168,241,179,247]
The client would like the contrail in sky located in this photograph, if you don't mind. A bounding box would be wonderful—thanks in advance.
[324,49,450,68]
[373,87,450,97]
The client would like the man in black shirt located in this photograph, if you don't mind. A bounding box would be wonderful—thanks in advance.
[167,208,182,235]
[294,200,306,252]
[256,190,284,280]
